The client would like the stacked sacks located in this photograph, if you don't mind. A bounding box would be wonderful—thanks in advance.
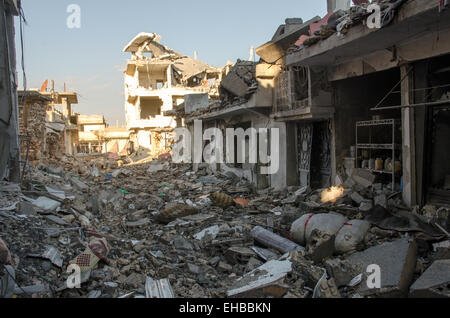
[334,220,371,254]
[291,213,348,246]
[290,213,371,255]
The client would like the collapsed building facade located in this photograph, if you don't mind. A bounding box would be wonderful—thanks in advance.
[183,0,450,209]
[123,33,224,158]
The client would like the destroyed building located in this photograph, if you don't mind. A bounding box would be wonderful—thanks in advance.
[123,33,224,158]
[285,0,450,208]
[76,115,107,155]
[183,0,450,210]
[17,90,58,165]
[40,87,80,156]
[75,115,132,156]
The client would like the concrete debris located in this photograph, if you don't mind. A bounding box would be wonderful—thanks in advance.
[351,169,376,188]
[433,240,450,260]
[194,225,220,241]
[30,196,61,211]
[227,259,292,298]
[145,277,176,298]
[409,260,450,298]
[324,258,361,288]
[0,148,448,299]
[347,238,418,297]
[28,245,64,268]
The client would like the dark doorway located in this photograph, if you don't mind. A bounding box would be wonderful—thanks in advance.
[297,120,332,189]
[426,104,450,206]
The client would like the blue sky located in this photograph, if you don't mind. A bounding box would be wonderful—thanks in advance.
[15,0,326,126]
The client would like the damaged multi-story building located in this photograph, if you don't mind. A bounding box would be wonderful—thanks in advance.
[182,0,450,209]
[18,81,132,161]
[75,114,131,156]
[123,33,224,158]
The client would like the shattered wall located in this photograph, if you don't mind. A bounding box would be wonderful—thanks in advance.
[18,99,47,165]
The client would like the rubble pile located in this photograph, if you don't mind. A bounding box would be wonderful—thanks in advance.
[293,0,408,51]
[0,156,449,299]
[219,60,258,107]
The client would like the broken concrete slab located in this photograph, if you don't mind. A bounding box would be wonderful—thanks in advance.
[374,194,388,209]
[126,218,151,228]
[433,240,450,260]
[351,169,376,188]
[351,192,365,205]
[359,200,374,212]
[45,215,72,226]
[409,259,450,298]
[250,246,279,262]
[193,225,220,241]
[17,202,37,216]
[225,247,256,265]
[28,246,63,268]
[347,237,418,297]
[227,259,292,298]
[70,177,88,191]
[145,277,176,298]
[184,93,209,114]
[32,197,61,211]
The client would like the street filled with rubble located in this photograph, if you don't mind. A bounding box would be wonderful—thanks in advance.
[2,0,450,301]
[1,151,449,299]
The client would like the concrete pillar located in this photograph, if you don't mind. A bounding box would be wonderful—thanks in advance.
[62,97,71,123]
[401,65,417,208]
[167,65,173,89]
[270,121,287,191]
[0,2,20,181]
[413,62,428,207]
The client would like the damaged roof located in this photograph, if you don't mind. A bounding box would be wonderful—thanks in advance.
[123,32,182,58]
[172,57,220,81]
[124,32,221,81]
